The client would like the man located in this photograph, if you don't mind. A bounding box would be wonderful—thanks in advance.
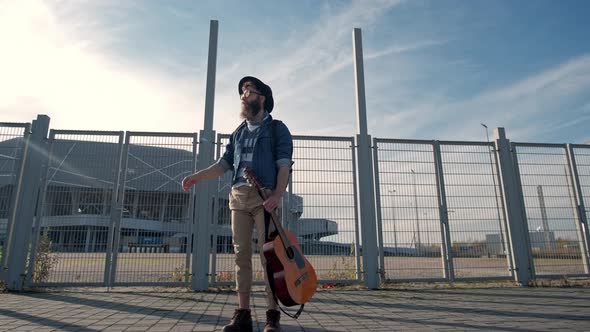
[182,76,292,332]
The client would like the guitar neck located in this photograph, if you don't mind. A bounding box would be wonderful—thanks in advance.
[255,186,292,248]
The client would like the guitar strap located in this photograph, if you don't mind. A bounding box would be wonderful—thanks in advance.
[262,201,305,319]
[249,119,305,319]
[263,209,278,242]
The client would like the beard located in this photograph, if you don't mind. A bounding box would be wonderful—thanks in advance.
[240,98,263,120]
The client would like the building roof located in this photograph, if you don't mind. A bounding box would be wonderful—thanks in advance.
[0,138,194,192]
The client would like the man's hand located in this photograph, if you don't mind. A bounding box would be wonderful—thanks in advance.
[263,192,282,212]
[181,174,198,192]
[181,164,224,192]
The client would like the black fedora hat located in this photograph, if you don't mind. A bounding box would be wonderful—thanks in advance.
[238,76,274,113]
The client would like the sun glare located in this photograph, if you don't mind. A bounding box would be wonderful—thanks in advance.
[0,1,195,131]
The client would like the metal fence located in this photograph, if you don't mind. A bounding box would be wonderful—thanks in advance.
[0,123,30,273]
[211,134,361,286]
[26,131,199,287]
[512,143,590,277]
[440,141,512,279]
[374,139,513,282]
[29,130,124,286]
[374,139,445,280]
[2,116,590,289]
[112,132,197,286]
[289,135,360,283]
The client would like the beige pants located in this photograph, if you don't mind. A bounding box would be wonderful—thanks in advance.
[229,185,277,310]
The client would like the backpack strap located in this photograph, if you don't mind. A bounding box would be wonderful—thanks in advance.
[270,119,280,162]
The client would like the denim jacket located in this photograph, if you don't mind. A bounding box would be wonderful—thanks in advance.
[217,114,293,189]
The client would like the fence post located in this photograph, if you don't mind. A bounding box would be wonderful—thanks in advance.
[350,139,363,281]
[106,132,128,287]
[432,141,455,280]
[24,131,55,287]
[494,127,533,286]
[566,144,590,273]
[192,20,218,291]
[353,28,379,288]
[372,138,385,280]
[187,133,199,284]
[3,115,50,291]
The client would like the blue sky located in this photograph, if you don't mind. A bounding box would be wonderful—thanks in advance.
[2,0,590,143]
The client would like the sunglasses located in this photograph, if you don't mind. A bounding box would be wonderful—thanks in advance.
[240,89,263,98]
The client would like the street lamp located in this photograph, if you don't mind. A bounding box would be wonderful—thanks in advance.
[411,169,422,250]
[388,188,398,249]
[481,123,506,254]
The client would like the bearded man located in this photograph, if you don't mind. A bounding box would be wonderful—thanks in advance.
[182,76,293,332]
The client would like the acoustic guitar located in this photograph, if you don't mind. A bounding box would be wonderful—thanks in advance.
[244,168,317,307]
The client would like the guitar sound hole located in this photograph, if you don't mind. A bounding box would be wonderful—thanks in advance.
[286,247,295,259]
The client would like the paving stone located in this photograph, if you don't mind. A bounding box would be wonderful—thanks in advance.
[0,287,589,331]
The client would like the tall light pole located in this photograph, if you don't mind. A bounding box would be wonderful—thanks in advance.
[388,188,398,249]
[481,123,506,254]
[411,169,421,250]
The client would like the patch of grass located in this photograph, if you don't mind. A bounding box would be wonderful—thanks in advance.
[324,257,357,280]
[31,234,59,284]
[170,266,190,283]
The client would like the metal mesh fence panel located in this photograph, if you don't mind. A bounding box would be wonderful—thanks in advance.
[290,136,359,282]
[440,142,512,279]
[211,134,236,285]
[113,133,196,285]
[572,145,590,275]
[374,140,444,280]
[514,144,586,276]
[212,134,360,285]
[31,131,122,285]
[0,123,29,264]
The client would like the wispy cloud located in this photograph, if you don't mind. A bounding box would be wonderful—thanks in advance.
[552,102,590,131]
[365,40,447,60]
[372,54,590,142]
[211,0,436,135]
[469,55,590,113]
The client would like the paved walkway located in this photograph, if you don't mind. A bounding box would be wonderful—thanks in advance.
[0,286,589,331]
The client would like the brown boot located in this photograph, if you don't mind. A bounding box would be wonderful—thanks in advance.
[222,308,252,332]
[263,309,281,332]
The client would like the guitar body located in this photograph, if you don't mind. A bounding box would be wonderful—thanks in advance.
[243,167,317,307]
[263,231,318,306]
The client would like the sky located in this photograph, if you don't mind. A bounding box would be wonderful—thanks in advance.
[1,0,590,143]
